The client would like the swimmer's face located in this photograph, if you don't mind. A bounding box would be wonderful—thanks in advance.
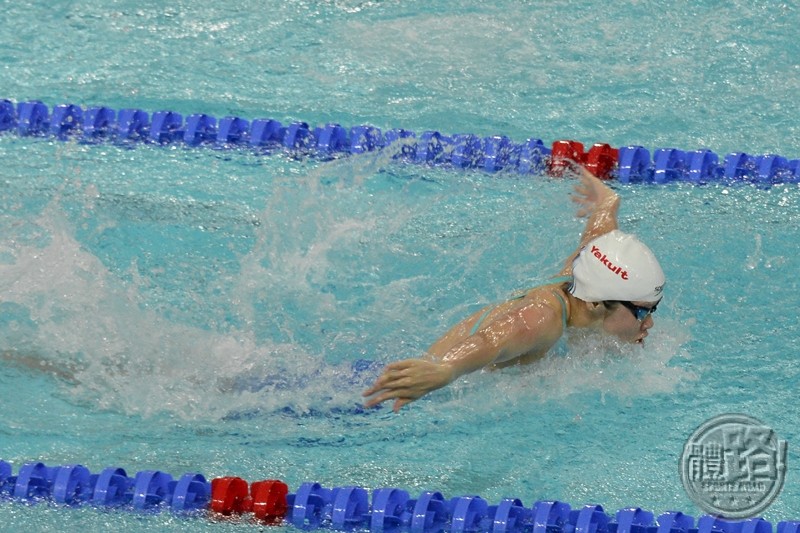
[602,301,657,344]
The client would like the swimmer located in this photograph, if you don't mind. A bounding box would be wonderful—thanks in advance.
[362,164,665,412]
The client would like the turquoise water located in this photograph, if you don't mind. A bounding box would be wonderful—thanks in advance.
[1,0,799,530]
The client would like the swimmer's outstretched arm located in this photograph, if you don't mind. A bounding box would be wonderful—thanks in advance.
[362,165,615,412]
[562,165,620,272]
[362,301,562,412]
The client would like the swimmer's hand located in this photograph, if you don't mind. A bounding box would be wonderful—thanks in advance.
[571,165,619,218]
[362,359,454,413]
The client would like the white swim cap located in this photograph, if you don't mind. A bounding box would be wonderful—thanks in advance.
[569,230,665,303]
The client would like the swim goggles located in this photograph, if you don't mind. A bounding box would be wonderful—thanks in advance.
[617,300,658,321]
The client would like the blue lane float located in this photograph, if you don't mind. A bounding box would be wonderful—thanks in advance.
[1,99,799,185]
[2,459,800,530]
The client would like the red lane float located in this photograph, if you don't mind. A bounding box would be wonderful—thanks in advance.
[209,476,289,523]
[550,140,619,179]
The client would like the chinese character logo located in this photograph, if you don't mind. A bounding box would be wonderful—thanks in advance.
[680,413,788,518]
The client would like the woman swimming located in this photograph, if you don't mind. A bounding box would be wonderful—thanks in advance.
[362,165,665,412]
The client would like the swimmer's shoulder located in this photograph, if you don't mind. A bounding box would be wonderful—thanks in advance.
[519,275,572,298]
[518,279,571,330]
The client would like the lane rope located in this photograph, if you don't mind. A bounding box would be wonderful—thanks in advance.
[2,459,798,529]
[2,99,798,184]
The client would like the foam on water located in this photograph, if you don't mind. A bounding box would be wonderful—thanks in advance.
[0,143,696,425]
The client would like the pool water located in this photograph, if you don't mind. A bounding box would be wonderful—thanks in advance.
[1,0,799,530]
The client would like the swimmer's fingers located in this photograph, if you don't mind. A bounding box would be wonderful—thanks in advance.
[363,388,413,409]
[362,375,422,408]
[571,172,597,202]
[362,390,393,408]
[362,376,415,403]
[364,381,424,410]
[570,167,617,217]
[571,185,594,217]
[361,360,415,397]
[561,158,584,175]
[572,187,594,217]
[361,375,388,398]
[392,398,413,412]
